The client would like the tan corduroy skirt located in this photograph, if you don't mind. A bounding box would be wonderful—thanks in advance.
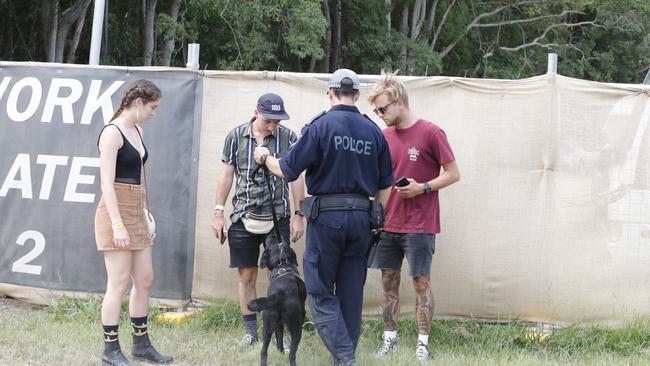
[95,182,153,251]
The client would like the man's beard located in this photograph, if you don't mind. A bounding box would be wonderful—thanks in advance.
[385,116,400,127]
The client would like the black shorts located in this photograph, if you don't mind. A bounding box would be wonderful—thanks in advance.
[227,217,290,268]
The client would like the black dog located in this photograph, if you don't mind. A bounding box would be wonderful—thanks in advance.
[247,238,307,366]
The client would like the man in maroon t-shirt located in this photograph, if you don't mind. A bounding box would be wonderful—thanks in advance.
[367,72,460,361]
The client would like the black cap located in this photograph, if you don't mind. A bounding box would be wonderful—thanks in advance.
[256,93,290,120]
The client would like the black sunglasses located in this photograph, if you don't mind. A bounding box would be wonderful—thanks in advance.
[373,100,397,115]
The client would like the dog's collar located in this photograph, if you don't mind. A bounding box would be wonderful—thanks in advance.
[271,265,300,280]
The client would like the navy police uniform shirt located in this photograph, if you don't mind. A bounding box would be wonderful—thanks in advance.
[280,104,393,196]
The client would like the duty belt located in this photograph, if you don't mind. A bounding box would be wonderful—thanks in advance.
[301,194,371,220]
[317,194,371,211]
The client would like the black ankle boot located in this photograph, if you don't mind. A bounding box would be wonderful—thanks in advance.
[102,340,132,366]
[132,333,174,364]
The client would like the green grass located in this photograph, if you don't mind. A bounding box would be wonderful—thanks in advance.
[1,298,649,365]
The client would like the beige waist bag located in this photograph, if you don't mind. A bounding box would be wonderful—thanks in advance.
[241,212,274,234]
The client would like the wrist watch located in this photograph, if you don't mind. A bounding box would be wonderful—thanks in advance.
[423,182,432,194]
[294,210,304,217]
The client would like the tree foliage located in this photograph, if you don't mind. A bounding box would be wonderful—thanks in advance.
[0,0,648,83]
[184,0,325,70]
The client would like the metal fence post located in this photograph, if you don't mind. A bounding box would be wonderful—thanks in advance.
[186,43,200,70]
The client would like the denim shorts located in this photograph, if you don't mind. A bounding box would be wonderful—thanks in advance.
[367,232,436,277]
[227,217,290,268]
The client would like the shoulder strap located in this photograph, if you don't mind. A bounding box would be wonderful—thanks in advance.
[306,111,327,127]
[96,123,124,149]
[300,110,327,136]
[134,127,151,213]
[134,126,145,146]
[362,113,376,122]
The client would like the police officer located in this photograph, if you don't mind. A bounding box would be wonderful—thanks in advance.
[254,69,393,366]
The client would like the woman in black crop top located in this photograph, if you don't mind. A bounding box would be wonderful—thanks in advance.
[94,79,173,365]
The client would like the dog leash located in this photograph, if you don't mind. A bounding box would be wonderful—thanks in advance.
[260,165,284,247]
[251,160,287,262]
[261,165,291,266]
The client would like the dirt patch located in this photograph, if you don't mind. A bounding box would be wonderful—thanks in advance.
[0,295,37,321]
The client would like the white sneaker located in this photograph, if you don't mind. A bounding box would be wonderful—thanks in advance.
[280,336,291,353]
[271,334,291,353]
[375,335,398,357]
[283,337,291,353]
[415,340,429,361]
[240,333,258,346]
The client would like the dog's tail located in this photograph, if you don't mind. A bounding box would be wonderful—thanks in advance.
[247,293,282,312]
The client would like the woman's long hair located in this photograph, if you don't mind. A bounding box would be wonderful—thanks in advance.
[110,79,162,122]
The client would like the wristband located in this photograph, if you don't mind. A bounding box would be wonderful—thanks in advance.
[113,222,124,229]
[213,204,225,211]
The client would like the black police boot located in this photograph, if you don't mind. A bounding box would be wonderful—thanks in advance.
[132,333,174,364]
[102,339,132,366]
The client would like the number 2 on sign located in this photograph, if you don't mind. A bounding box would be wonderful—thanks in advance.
[12,230,45,275]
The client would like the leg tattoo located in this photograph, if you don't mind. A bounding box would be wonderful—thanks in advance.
[414,274,434,335]
[382,269,401,331]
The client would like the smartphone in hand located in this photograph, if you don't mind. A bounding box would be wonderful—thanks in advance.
[218,227,227,244]
[395,177,410,187]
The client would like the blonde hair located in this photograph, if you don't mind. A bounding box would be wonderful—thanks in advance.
[368,70,409,108]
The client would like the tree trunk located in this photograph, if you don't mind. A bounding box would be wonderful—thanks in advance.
[160,0,182,66]
[54,0,91,63]
[430,0,456,51]
[318,0,331,72]
[331,0,342,71]
[427,0,439,33]
[66,0,92,63]
[399,5,409,72]
[410,0,426,40]
[101,0,109,64]
[3,2,17,60]
[310,0,331,72]
[142,0,157,66]
[385,0,391,33]
[43,0,58,62]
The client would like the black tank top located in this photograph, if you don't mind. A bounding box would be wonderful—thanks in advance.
[98,124,148,184]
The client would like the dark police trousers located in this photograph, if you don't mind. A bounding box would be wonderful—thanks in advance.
[303,209,371,363]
